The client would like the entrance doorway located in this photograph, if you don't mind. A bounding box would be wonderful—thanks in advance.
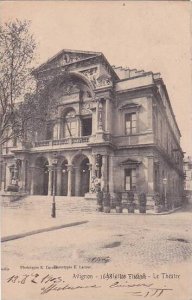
[80,157,90,196]
[34,157,49,195]
[71,154,90,196]
[60,160,68,196]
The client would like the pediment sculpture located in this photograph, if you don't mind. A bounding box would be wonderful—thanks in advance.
[62,53,81,64]
[81,68,112,89]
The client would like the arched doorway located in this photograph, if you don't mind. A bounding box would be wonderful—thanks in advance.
[71,154,90,196]
[80,157,90,196]
[34,157,49,195]
[60,159,68,196]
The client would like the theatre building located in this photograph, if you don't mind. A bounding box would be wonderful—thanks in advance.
[0,49,184,207]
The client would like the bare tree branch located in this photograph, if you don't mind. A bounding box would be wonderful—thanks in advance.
[0,19,37,146]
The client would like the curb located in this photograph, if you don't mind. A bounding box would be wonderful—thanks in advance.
[1,220,88,243]
[98,206,182,216]
[153,206,182,215]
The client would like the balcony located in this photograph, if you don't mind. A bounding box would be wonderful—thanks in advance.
[32,136,90,151]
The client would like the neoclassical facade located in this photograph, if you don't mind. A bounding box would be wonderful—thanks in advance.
[0,49,184,207]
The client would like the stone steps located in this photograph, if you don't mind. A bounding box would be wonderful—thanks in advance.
[1,195,97,214]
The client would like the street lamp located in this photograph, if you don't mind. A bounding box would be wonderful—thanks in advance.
[50,154,58,218]
[163,177,168,210]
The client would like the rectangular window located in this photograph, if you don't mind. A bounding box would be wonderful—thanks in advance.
[82,117,92,136]
[125,169,136,191]
[125,113,136,135]
[46,123,53,140]
[70,121,76,136]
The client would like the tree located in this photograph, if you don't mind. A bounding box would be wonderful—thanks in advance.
[0,19,36,146]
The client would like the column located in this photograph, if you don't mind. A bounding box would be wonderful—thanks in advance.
[109,155,114,194]
[48,167,52,196]
[6,164,12,187]
[75,167,81,196]
[97,100,103,131]
[20,160,26,191]
[147,97,153,131]
[67,165,73,197]
[56,167,62,196]
[30,167,36,195]
[105,98,110,132]
[92,155,96,178]
[29,163,35,194]
[96,100,99,131]
[101,155,109,192]
[87,164,92,192]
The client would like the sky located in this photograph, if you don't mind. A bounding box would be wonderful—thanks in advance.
[1,1,192,155]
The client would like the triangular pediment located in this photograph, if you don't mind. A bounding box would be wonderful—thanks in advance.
[34,49,101,73]
[33,49,120,84]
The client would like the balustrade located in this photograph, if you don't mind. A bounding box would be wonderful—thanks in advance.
[34,136,90,148]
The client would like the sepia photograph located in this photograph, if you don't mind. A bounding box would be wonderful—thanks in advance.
[0,1,192,299]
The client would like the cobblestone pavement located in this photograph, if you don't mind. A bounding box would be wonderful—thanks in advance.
[1,200,192,300]
[2,202,192,267]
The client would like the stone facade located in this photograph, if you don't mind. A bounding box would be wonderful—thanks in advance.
[184,156,192,203]
[0,49,184,208]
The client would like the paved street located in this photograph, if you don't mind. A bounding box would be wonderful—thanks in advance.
[1,197,192,300]
[2,203,192,267]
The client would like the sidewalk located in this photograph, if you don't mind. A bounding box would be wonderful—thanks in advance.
[1,205,89,240]
[1,220,88,242]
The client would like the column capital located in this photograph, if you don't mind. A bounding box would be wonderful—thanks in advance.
[87,163,92,171]
[47,164,54,171]
[66,164,73,172]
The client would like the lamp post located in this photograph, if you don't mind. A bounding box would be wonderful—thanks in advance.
[163,177,168,210]
[50,155,58,218]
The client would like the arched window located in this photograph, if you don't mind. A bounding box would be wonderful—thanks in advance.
[63,109,77,138]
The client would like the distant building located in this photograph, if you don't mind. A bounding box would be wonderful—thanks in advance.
[184,156,192,203]
[0,49,184,208]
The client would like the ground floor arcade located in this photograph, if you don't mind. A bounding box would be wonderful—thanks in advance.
[0,147,184,208]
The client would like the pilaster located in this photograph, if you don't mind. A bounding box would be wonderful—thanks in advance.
[147,156,154,192]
